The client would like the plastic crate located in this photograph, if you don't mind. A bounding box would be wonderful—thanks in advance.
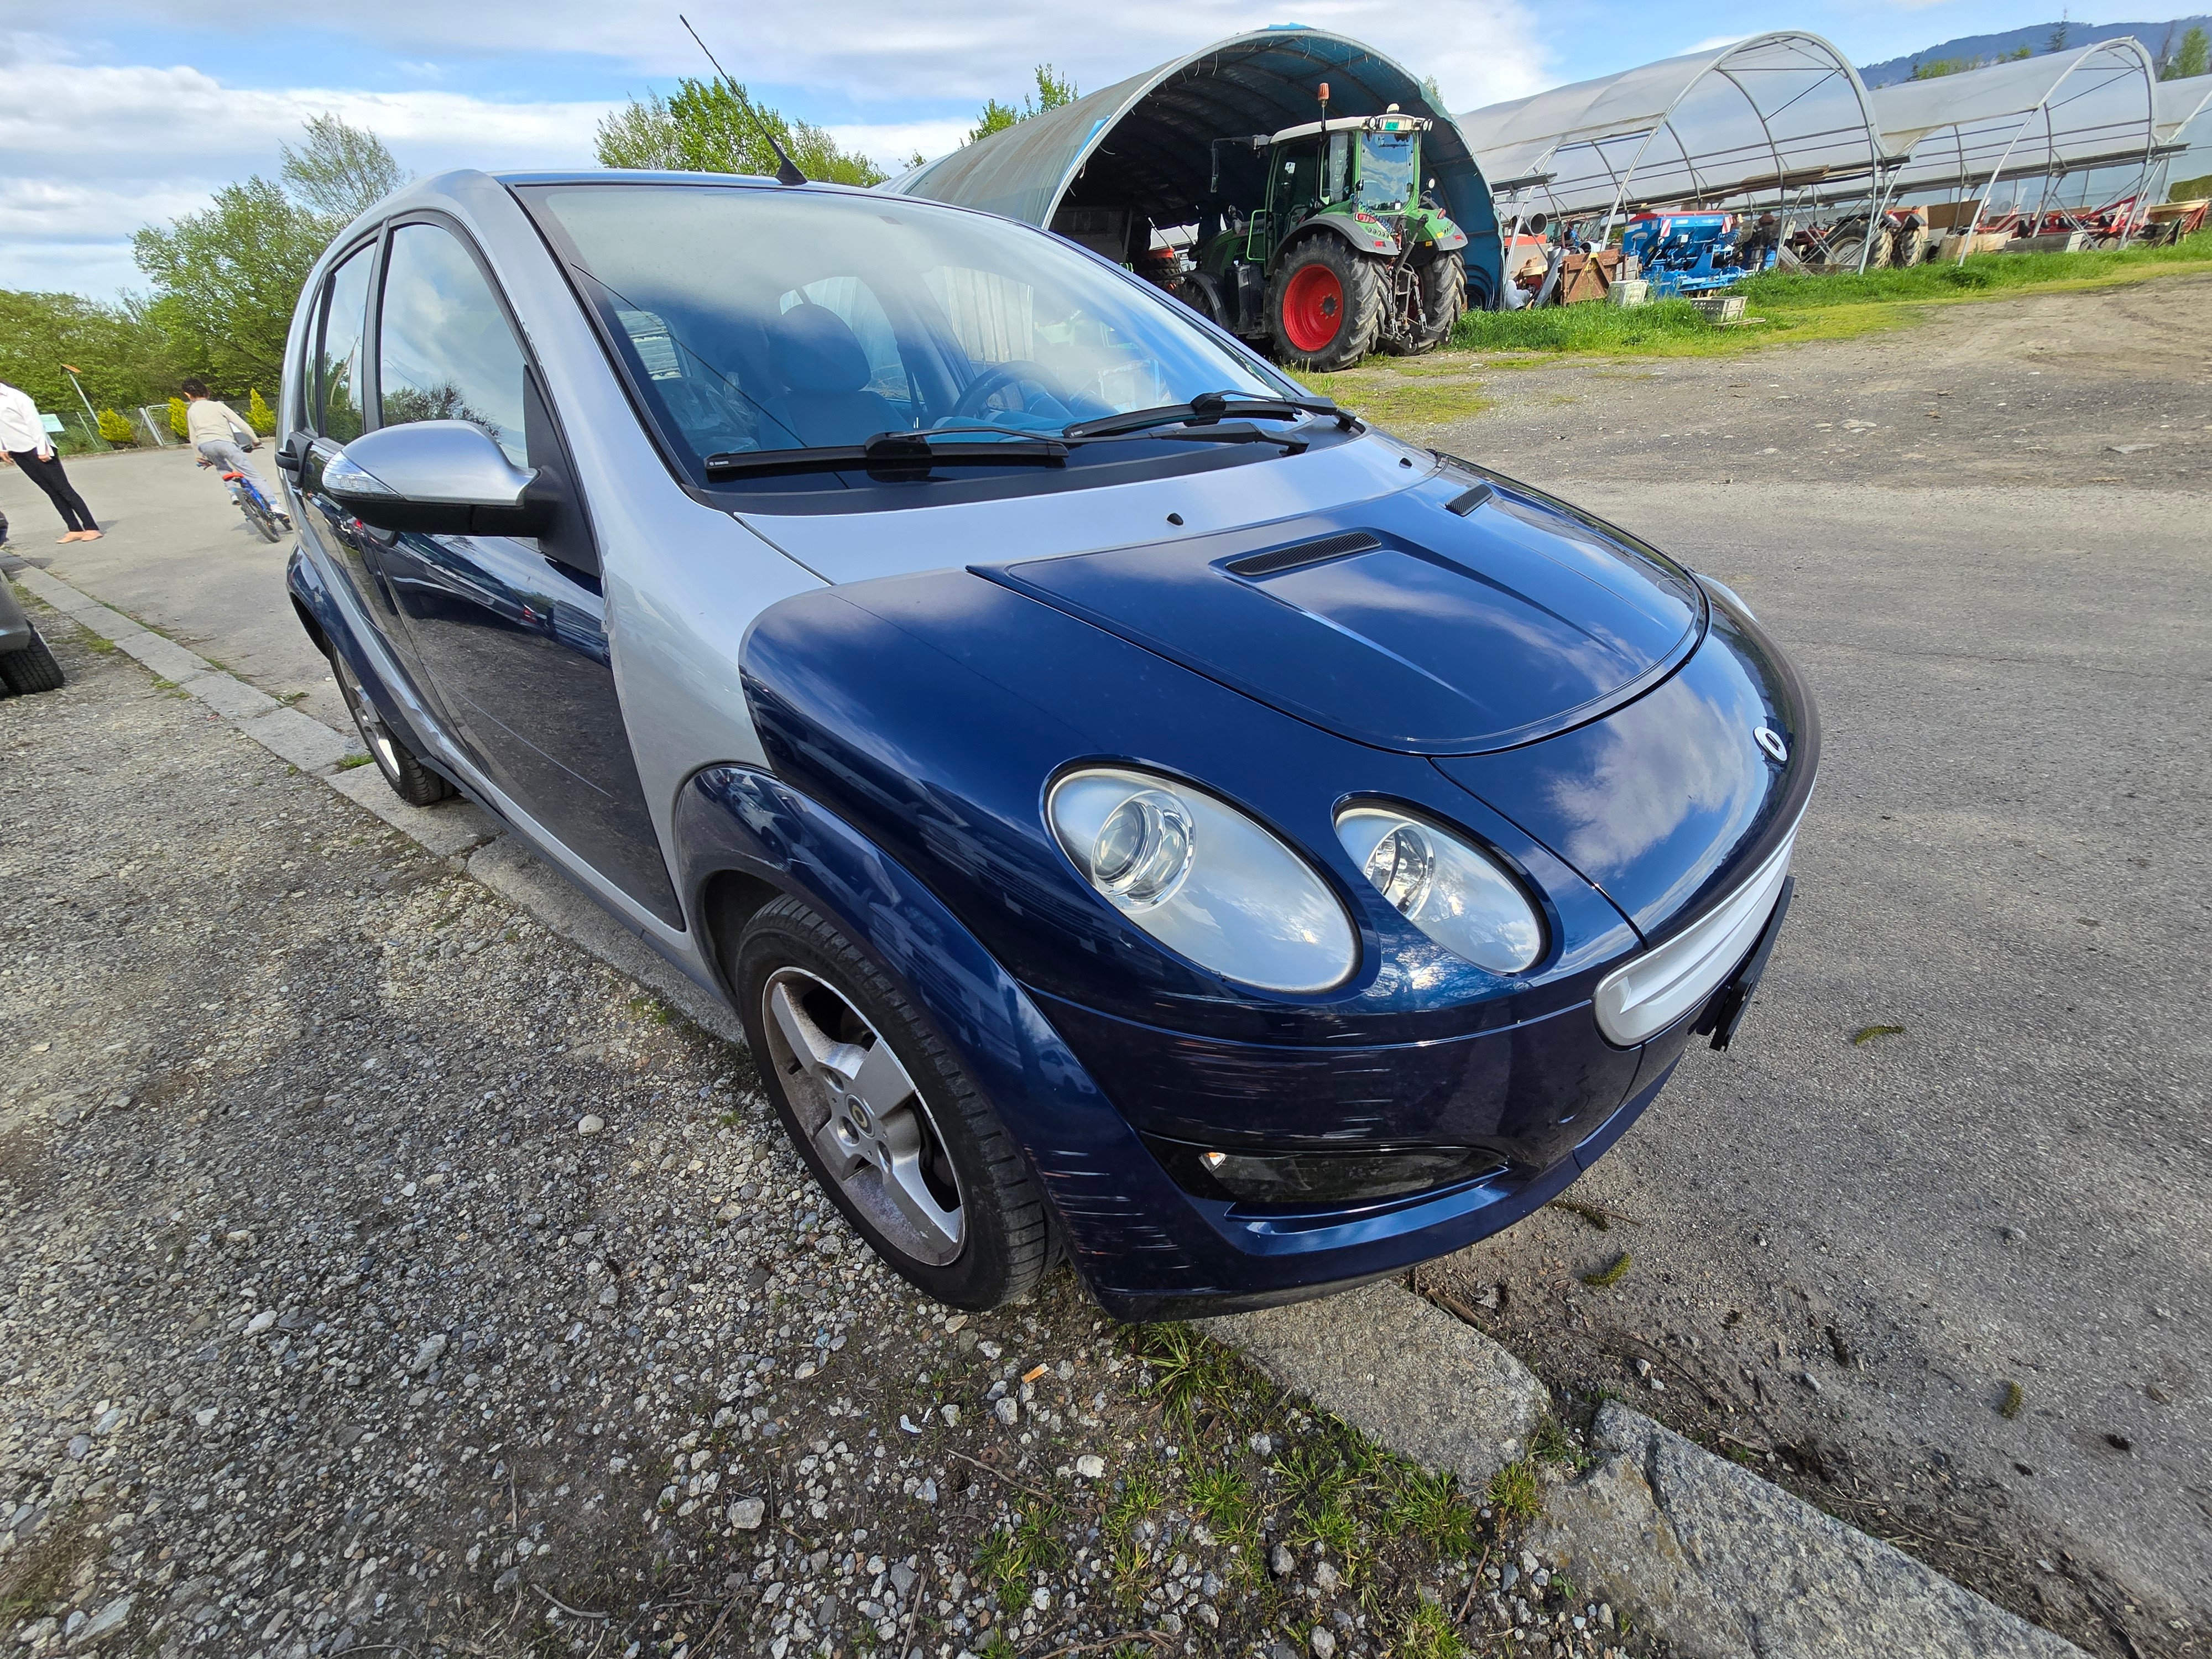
[1689,294,1746,322]
[1609,279,1651,309]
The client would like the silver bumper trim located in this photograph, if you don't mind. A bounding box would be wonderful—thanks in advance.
[1593,827,1798,1047]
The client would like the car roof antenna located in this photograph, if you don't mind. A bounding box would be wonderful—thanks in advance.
[679,13,807,186]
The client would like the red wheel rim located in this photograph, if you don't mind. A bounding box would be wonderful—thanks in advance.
[1281,264,1344,353]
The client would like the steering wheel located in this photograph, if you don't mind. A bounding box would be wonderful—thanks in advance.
[950,360,1073,422]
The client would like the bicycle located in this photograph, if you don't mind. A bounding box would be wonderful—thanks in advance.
[199,454,288,543]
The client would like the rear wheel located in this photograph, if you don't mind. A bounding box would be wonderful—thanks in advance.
[1271,236,1383,372]
[0,629,64,695]
[733,895,1056,1309]
[243,493,283,543]
[328,645,452,806]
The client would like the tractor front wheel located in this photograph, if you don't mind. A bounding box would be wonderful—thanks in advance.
[1271,237,1383,372]
[1387,254,1464,356]
[1172,271,1230,331]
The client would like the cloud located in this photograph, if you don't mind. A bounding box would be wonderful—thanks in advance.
[4,2,1554,295]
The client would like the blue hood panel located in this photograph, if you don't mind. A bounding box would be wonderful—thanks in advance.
[1434,589,1819,940]
[982,466,1704,756]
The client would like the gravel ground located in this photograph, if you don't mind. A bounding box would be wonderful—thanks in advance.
[1,596,1652,1659]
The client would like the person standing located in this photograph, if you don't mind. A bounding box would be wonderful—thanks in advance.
[0,379,101,543]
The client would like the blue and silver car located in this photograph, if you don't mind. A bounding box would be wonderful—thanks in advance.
[278,169,1817,1318]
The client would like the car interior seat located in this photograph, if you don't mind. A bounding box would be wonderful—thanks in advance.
[763,305,897,447]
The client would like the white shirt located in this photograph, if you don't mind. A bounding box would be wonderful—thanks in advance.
[185,398,253,448]
[0,382,51,456]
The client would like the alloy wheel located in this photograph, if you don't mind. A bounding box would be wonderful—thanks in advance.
[760,967,966,1266]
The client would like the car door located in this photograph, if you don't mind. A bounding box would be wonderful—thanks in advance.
[370,215,681,924]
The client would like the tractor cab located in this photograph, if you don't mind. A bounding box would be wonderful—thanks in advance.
[1177,93,1470,371]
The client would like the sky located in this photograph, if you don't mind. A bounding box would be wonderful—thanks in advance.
[0,0,2166,299]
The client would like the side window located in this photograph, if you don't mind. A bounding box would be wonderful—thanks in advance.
[378,223,530,466]
[1324,132,1350,202]
[317,245,374,442]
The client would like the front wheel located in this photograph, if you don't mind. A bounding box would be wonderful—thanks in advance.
[732,895,1056,1310]
[1171,271,1229,330]
[1270,237,1384,372]
[1390,254,1464,356]
[328,645,453,806]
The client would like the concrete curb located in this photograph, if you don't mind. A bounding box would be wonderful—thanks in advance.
[1204,1284,1548,1489]
[1528,1403,2084,1658]
[7,563,2088,1659]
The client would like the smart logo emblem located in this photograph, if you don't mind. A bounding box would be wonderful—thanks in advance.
[1755,726,1790,764]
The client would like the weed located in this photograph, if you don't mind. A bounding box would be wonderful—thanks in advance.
[1487,1458,1543,1524]
[1187,1465,1260,1548]
[1389,1467,1475,1558]
[86,634,116,654]
[1103,1470,1164,1551]
[335,754,372,770]
[1397,1599,1467,1659]
[1580,1253,1632,1289]
[977,1632,1018,1659]
[1530,1418,1582,1467]
[1292,1491,1361,1562]
[1852,1024,1905,1045]
[1126,1323,1249,1427]
[0,1510,87,1626]
[975,1498,1066,1614]
[2000,1381,2025,1420]
[627,994,672,1025]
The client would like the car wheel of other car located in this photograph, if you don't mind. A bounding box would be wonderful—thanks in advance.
[1271,236,1383,372]
[0,629,64,696]
[733,895,1057,1309]
[327,646,453,806]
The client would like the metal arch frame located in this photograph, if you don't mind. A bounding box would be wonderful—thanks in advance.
[1952,38,2161,260]
[1528,34,1887,259]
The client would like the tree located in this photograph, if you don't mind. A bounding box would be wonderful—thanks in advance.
[0,289,184,416]
[281,113,412,221]
[594,77,885,185]
[97,408,137,445]
[2159,24,2209,80]
[246,388,276,436]
[169,395,190,439]
[132,176,330,393]
[2046,15,2072,55]
[969,65,1078,144]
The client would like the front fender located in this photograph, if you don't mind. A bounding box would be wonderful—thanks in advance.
[1274,213,1399,267]
[671,765,1214,1312]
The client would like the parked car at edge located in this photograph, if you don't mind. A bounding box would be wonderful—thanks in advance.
[278,169,1817,1318]
[1,548,66,697]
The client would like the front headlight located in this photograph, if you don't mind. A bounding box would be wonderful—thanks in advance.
[1335,806,1545,974]
[1047,768,1357,994]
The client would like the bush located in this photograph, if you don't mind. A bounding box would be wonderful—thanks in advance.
[246,388,276,436]
[168,395,189,439]
[96,407,137,445]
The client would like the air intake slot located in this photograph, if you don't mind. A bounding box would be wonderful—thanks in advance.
[1225,531,1380,578]
[1447,483,1494,515]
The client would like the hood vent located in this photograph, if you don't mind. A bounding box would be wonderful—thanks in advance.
[1225,530,1379,578]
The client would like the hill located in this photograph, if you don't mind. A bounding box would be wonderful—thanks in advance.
[1857,16,2209,86]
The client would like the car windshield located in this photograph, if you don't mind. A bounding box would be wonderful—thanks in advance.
[1356,133,1417,211]
[523,183,1297,482]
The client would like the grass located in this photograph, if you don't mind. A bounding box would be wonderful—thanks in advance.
[1387,1467,1477,1559]
[1398,1599,1468,1659]
[975,1497,1066,1614]
[1580,1253,1633,1290]
[1296,228,2212,430]
[335,754,373,770]
[1486,1459,1543,1524]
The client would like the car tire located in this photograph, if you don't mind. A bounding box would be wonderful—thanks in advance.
[0,629,64,696]
[327,645,453,806]
[732,894,1057,1310]
[1271,235,1384,371]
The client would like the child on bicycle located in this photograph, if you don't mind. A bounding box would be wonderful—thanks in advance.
[183,380,290,527]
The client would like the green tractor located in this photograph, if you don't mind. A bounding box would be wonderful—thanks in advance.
[1174,98,1469,372]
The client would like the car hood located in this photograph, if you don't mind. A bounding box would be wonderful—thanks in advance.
[979,463,1704,755]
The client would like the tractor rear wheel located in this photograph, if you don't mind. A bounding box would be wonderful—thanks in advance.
[1271,237,1383,372]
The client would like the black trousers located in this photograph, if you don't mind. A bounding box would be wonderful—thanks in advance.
[7,449,97,533]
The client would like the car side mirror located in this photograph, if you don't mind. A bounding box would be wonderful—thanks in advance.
[322,420,550,538]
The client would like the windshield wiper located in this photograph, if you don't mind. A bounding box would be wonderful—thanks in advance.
[1062,390,1350,440]
[705,430,1068,479]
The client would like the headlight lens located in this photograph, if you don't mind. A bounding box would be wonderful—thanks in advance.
[1335,806,1544,974]
[1048,768,1357,993]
